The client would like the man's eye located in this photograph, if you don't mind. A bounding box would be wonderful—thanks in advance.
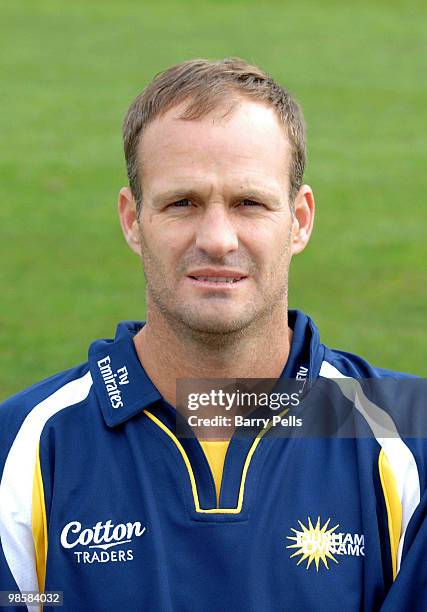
[241,199,262,207]
[171,199,191,207]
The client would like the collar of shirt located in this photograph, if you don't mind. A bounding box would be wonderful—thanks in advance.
[88,309,325,428]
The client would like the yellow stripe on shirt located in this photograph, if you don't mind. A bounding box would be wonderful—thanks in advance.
[378,448,402,580]
[32,443,48,591]
[144,408,288,513]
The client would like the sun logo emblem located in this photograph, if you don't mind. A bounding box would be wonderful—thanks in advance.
[286,517,340,571]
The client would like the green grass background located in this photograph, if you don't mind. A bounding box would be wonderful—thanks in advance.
[1,0,426,399]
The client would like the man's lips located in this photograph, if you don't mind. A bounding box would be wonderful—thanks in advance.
[186,268,248,288]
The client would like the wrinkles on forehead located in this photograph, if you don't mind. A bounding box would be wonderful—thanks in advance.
[138,99,292,206]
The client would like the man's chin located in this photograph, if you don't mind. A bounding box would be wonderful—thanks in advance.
[177,311,255,337]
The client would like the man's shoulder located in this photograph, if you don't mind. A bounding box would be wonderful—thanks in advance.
[0,363,93,465]
[321,345,419,380]
[0,362,91,414]
[320,344,426,445]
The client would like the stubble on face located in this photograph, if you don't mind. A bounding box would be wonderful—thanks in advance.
[135,100,296,349]
[137,220,293,348]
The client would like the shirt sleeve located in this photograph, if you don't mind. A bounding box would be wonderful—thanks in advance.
[0,399,43,612]
[380,489,427,611]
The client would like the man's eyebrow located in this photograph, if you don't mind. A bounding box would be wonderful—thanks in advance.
[151,186,283,207]
[151,189,198,206]
[233,188,282,205]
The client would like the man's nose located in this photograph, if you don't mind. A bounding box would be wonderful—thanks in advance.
[195,205,238,257]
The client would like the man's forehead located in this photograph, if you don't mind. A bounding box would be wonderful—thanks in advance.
[138,104,291,198]
[138,98,290,157]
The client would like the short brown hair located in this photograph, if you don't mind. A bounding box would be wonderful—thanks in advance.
[123,58,306,215]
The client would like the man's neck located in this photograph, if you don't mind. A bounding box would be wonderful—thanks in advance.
[133,305,293,408]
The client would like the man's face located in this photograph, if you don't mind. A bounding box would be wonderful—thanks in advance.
[135,99,299,335]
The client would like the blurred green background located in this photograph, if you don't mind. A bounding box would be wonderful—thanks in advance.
[1,0,426,399]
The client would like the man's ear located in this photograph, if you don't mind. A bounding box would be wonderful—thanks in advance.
[118,187,142,255]
[290,185,315,255]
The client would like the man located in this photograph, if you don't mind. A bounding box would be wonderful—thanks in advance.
[0,58,426,611]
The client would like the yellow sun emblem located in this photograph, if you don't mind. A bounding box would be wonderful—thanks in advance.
[286,516,340,571]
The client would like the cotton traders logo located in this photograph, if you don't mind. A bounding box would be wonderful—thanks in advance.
[61,519,146,564]
[286,517,365,571]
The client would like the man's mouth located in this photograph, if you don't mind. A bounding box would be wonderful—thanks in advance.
[189,276,243,283]
[187,275,247,288]
[186,268,248,288]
